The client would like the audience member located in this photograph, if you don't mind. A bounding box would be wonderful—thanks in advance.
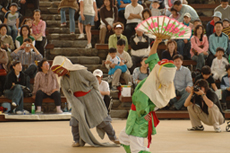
[0,24,15,52]
[214,0,230,21]
[117,0,131,23]
[105,48,127,80]
[58,0,79,34]
[220,64,230,110]
[18,0,39,17]
[161,39,179,60]
[192,19,202,34]
[190,25,209,71]
[129,29,150,73]
[141,8,152,20]
[105,39,132,90]
[78,0,98,49]
[211,47,228,81]
[99,0,118,44]
[108,22,128,51]
[31,9,47,57]
[93,69,111,112]
[4,61,30,114]
[169,54,193,110]
[223,18,230,29]
[11,38,43,79]
[207,21,228,66]
[132,56,149,87]
[21,18,33,33]
[206,11,222,38]
[0,47,8,96]
[169,7,180,20]
[194,65,217,91]
[185,79,225,132]
[33,59,63,114]
[151,0,161,16]
[0,0,8,23]
[165,0,187,16]
[95,0,104,29]
[173,0,199,22]
[124,0,143,42]
[4,3,20,41]
[176,13,193,59]
[15,25,35,49]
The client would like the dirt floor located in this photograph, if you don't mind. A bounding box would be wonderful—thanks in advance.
[0,119,229,153]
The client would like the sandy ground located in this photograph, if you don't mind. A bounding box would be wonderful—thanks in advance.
[0,119,230,153]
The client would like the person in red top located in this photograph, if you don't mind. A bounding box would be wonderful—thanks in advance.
[206,11,222,38]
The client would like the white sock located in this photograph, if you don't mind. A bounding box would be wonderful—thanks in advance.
[36,106,41,112]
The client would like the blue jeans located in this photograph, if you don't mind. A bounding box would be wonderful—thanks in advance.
[170,89,190,110]
[176,39,191,59]
[60,8,75,33]
[7,25,18,41]
[4,85,24,111]
[191,53,208,70]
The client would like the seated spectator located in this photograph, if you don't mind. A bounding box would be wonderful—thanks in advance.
[0,24,15,52]
[151,0,161,16]
[192,19,202,35]
[18,0,39,17]
[184,79,225,132]
[4,61,30,114]
[105,39,132,90]
[15,25,35,49]
[0,0,8,23]
[31,9,47,57]
[207,21,228,66]
[99,0,118,44]
[161,39,179,60]
[58,0,79,34]
[206,11,222,38]
[220,64,230,110]
[33,59,63,114]
[124,0,143,42]
[173,0,199,22]
[21,18,33,33]
[211,47,228,81]
[190,25,209,71]
[0,47,8,96]
[108,22,128,51]
[132,56,149,87]
[169,7,180,20]
[176,13,193,59]
[169,54,193,110]
[194,65,218,91]
[95,0,104,30]
[130,29,150,73]
[11,38,43,79]
[142,8,152,20]
[93,69,111,112]
[117,0,131,23]
[165,0,187,16]
[214,0,230,21]
[4,3,20,41]
[223,18,230,29]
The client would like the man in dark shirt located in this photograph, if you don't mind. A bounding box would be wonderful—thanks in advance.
[0,0,9,22]
[184,79,225,133]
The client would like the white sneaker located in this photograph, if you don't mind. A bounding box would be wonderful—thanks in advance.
[214,127,221,133]
[12,102,17,107]
[60,23,66,27]
[23,110,30,114]
[85,43,92,49]
[78,33,85,39]
[57,109,63,114]
[16,111,23,115]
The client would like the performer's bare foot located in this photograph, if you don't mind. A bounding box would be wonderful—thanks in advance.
[72,142,80,147]
[111,138,120,144]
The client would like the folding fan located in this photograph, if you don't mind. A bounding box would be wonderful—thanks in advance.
[135,16,192,39]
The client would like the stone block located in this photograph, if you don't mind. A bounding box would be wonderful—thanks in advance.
[50,40,87,47]
[110,110,128,118]
[50,48,98,56]
[67,56,100,64]
[47,27,79,34]
[47,34,86,40]
[111,100,121,109]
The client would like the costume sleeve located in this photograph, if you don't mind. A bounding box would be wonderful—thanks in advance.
[145,53,159,72]
[82,70,99,90]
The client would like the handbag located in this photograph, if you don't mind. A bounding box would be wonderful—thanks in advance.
[0,69,7,76]
[21,85,32,98]
[192,37,204,56]
[100,8,115,27]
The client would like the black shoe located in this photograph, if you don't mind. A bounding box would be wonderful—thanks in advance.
[222,103,227,111]
[187,125,204,131]
[169,105,177,110]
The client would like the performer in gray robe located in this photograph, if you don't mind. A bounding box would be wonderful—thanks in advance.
[51,56,120,147]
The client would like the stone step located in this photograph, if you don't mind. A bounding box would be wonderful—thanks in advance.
[111,100,121,109]
[47,27,80,34]
[40,7,60,14]
[66,56,100,64]
[49,48,98,56]
[39,1,60,8]
[46,20,80,27]
[49,40,87,48]
[110,110,128,118]
[84,64,108,73]
[47,34,86,40]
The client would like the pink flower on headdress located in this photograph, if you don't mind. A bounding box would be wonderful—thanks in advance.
[179,31,186,36]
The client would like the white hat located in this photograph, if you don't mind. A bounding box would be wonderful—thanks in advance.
[93,69,103,77]
[184,12,191,18]
[213,11,222,20]
[115,24,122,28]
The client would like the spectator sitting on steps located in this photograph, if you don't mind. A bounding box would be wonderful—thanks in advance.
[15,25,35,49]
[0,47,8,97]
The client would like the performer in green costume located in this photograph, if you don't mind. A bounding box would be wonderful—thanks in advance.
[119,37,177,153]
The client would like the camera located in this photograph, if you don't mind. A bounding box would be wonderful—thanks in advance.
[26,44,30,47]
[194,85,200,92]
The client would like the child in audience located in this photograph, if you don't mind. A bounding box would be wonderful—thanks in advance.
[23,18,33,33]
[211,47,228,81]
[169,7,180,20]
[223,18,230,29]
[142,8,152,20]
[4,3,20,41]
[105,48,127,81]
[220,64,230,110]
[194,65,218,91]
[151,0,161,16]
[78,0,98,49]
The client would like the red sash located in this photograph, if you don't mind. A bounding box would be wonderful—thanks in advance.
[74,90,91,97]
[131,104,160,148]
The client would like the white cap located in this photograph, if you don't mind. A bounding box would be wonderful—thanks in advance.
[93,69,103,77]
[115,24,122,28]
[213,11,222,20]
[184,12,191,18]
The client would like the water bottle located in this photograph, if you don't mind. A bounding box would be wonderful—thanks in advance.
[31,103,35,114]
